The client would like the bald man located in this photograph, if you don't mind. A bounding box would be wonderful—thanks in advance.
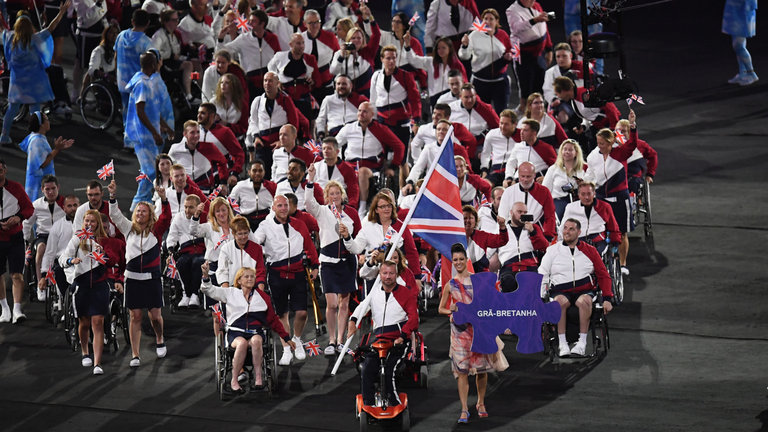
[497,161,557,240]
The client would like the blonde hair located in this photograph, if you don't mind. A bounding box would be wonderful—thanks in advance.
[131,202,159,235]
[208,197,235,232]
[345,26,366,43]
[555,139,585,175]
[323,180,347,204]
[12,15,34,51]
[233,267,256,289]
[215,73,245,108]
[80,210,108,252]
[596,128,615,144]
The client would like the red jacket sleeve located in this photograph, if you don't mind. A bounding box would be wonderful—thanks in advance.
[393,282,419,338]
[343,205,362,235]
[597,201,621,244]
[359,20,381,64]
[185,181,209,223]
[581,242,612,299]
[472,228,509,249]
[279,92,300,135]
[399,69,421,122]
[293,218,319,268]
[603,102,620,130]
[298,210,319,235]
[475,99,500,130]
[306,54,322,90]
[400,267,419,299]
[213,125,245,174]
[259,289,291,341]
[199,142,229,182]
[610,128,638,162]
[466,173,492,200]
[153,201,172,238]
[453,144,472,172]
[529,224,550,251]
[552,114,568,146]
[452,122,477,159]
[400,224,421,276]
[225,96,250,137]
[637,138,658,177]
[532,184,556,240]
[534,139,558,166]
[338,162,360,209]
[372,122,405,166]
[253,243,268,287]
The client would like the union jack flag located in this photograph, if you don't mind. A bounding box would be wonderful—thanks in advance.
[354,161,359,175]
[420,265,433,284]
[166,255,179,279]
[227,196,241,214]
[626,94,645,106]
[25,247,33,265]
[304,139,321,158]
[304,339,321,357]
[408,11,420,26]
[615,129,628,145]
[96,160,114,180]
[45,267,56,285]
[214,234,229,250]
[236,14,251,32]
[330,202,342,220]
[511,41,521,63]
[136,171,149,183]
[472,17,489,33]
[208,185,223,201]
[479,194,491,208]
[212,303,225,325]
[383,226,397,244]
[88,250,108,265]
[75,227,95,241]
[198,44,207,62]
[405,127,467,257]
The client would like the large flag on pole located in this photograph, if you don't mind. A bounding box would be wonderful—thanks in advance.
[402,131,467,257]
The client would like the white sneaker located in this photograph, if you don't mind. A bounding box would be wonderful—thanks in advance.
[129,357,141,368]
[571,342,587,356]
[0,309,11,323]
[178,295,190,308]
[738,74,759,86]
[156,343,167,358]
[558,343,571,357]
[621,266,630,276]
[12,311,26,324]
[188,294,200,308]
[292,336,306,360]
[279,348,293,366]
[82,355,93,367]
[324,344,337,356]
[337,344,346,354]
[93,365,104,375]
[37,289,47,301]
[727,74,743,84]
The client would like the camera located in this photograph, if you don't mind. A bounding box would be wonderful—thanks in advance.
[547,11,556,20]
[561,183,574,193]
[521,214,534,223]
[344,42,356,51]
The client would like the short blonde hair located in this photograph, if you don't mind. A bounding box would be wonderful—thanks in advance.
[208,197,235,232]
[323,180,347,204]
[233,267,256,289]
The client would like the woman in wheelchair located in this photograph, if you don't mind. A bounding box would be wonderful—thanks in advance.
[201,262,295,393]
[81,22,120,98]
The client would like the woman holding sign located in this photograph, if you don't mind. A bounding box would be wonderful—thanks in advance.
[438,243,508,423]
[305,164,361,355]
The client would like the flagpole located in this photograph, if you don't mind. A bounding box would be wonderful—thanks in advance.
[330,126,456,376]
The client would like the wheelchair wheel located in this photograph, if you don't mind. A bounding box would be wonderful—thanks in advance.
[606,255,623,305]
[120,299,131,346]
[401,407,411,431]
[44,283,56,324]
[591,313,610,357]
[642,180,654,241]
[63,294,79,352]
[359,411,369,432]
[419,364,428,389]
[79,82,117,131]
[270,332,279,387]
[219,346,231,401]
[24,251,37,304]
[214,332,226,390]
[542,323,558,363]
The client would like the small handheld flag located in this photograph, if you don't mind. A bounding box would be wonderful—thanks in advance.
[304,139,321,158]
[208,185,223,201]
[136,171,149,183]
[626,94,645,106]
[304,339,321,357]
[75,227,95,241]
[472,17,489,33]
[88,250,108,265]
[408,11,420,27]
[166,255,179,279]
[330,202,342,220]
[511,41,521,63]
[97,160,114,180]
[45,267,56,285]
[615,129,628,145]
[212,303,225,325]
[228,196,241,214]
[236,14,251,32]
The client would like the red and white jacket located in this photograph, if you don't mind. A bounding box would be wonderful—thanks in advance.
[304,184,361,264]
[311,159,360,209]
[230,179,277,216]
[424,0,478,49]
[272,144,317,183]
[351,281,419,340]
[344,218,421,277]
[200,123,245,177]
[561,200,621,244]
[570,87,621,130]
[216,240,268,287]
[316,91,368,136]
[506,1,552,56]
[168,142,228,192]
[302,28,340,86]
[275,179,323,211]
[201,280,290,341]
[518,114,568,148]
[246,91,300,149]
[218,30,282,75]
[627,137,658,178]
[497,224,549,268]
[23,195,65,240]
[178,13,215,48]
[153,178,206,220]
[458,28,513,82]
[110,200,171,280]
[467,228,509,268]
[328,21,381,95]
[370,67,421,125]
[267,51,322,102]
[585,129,638,198]
[480,127,522,173]
[410,122,477,162]
[0,179,34,242]
[336,120,405,168]
[166,213,205,255]
[504,139,557,179]
[254,215,319,275]
[538,240,612,299]
[498,182,557,240]
[448,98,499,137]
[459,173,492,205]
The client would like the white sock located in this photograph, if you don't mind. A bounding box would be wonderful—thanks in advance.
[558,334,567,346]
[578,333,588,345]
[359,200,367,211]
[0,298,9,311]
[13,303,23,313]
[284,346,291,352]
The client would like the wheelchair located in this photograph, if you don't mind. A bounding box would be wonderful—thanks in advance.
[79,76,121,131]
[23,241,39,304]
[542,289,610,363]
[214,318,280,400]
[632,179,654,247]
[62,288,79,352]
[352,339,411,432]
[603,246,624,305]
[105,284,130,352]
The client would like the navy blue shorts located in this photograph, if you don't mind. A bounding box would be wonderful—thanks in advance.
[227,327,265,346]
[320,258,357,295]
[73,279,110,318]
[553,290,595,306]
[0,232,25,274]
[607,196,633,233]
[268,269,308,315]
[125,278,164,310]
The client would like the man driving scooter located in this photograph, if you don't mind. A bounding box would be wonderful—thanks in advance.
[348,260,419,406]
